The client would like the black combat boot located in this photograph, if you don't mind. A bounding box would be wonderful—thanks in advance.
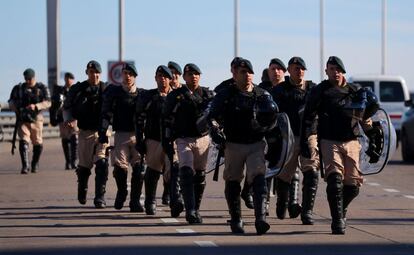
[194,171,206,223]
[326,173,345,235]
[19,141,30,174]
[69,134,78,169]
[162,179,170,205]
[113,166,128,210]
[343,185,359,223]
[94,158,108,208]
[301,170,319,225]
[288,170,302,218]
[61,138,71,170]
[275,177,290,219]
[144,167,161,215]
[180,166,198,224]
[129,163,145,212]
[225,181,245,234]
[31,144,43,173]
[241,180,254,209]
[169,162,184,218]
[76,166,91,205]
[253,175,270,235]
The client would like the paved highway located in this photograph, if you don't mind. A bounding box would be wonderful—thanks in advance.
[0,138,413,255]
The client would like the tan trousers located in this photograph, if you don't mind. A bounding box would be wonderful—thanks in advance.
[277,135,320,183]
[320,139,364,186]
[59,121,78,139]
[18,115,43,145]
[223,140,267,184]
[176,135,210,173]
[78,129,109,169]
[112,132,141,169]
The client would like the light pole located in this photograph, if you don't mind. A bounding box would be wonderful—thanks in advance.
[234,0,239,57]
[320,0,324,81]
[119,0,124,62]
[381,0,387,74]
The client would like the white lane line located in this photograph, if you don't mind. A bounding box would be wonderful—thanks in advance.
[194,241,218,247]
[176,228,195,234]
[161,218,179,223]
[366,182,380,186]
[404,195,414,199]
[383,188,400,193]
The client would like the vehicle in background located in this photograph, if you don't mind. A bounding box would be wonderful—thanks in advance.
[401,96,414,162]
[348,75,411,140]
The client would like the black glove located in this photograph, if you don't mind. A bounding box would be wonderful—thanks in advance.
[98,130,108,144]
[365,124,384,163]
[135,138,146,156]
[210,126,226,146]
[300,140,311,159]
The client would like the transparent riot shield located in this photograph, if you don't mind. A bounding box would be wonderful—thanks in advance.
[359,108,397,175]
[265,112,295,178]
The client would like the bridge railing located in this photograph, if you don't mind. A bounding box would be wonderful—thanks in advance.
[0,103,60,142]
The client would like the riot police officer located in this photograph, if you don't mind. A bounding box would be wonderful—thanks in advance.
[8,68,51,174]
[135,65,177,215]
[50,72,78,170]
[271,57,320,225]
[99,63,143,212]
[63,60,109,209]
[208,59,278,235]
[213,57,255,210]
[301,56,379,234]
[163,63,214,224]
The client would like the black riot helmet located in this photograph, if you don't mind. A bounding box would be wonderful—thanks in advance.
[363,87,380,119]
[252,93,279,132]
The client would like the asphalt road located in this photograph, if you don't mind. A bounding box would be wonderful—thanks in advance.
[0,139,413,255]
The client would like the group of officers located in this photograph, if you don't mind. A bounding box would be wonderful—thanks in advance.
[8,55,382,236]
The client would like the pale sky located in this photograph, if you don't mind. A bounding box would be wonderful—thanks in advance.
[1,0,413,102]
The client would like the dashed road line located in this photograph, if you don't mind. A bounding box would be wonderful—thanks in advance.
[403,195,414,199]
[176,228,195,234]
[161,218,179,223]
[194,241,218,247]
[366,182,380,186]
[383,188,400,193]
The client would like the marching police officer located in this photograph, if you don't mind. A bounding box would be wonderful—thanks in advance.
[208,59,278,235]
[63,60,109,208]
[301,56,380,234]
[271,57,320,225]
[99,63,143,212]
[50,72,78,170]
[163,63,214,224]
[8,68,51,174]
[135,65,177,215]
[213,57,255,210]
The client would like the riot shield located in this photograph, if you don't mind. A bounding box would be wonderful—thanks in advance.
[265,112,295,178]
[359,108,397,175]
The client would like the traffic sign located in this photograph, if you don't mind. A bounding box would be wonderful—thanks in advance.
[107,61,134,85]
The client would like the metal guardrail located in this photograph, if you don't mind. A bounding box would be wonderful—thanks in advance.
[0,111,60,142]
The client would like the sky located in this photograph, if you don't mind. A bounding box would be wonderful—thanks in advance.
[1,0,414,103]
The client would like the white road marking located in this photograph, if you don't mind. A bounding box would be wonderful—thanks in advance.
[161,218,179,223]
[194,241,218,247]
[366,182,380,186]
[383,188,400,193]
[404,195,414,199]
[176,228,195,234]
